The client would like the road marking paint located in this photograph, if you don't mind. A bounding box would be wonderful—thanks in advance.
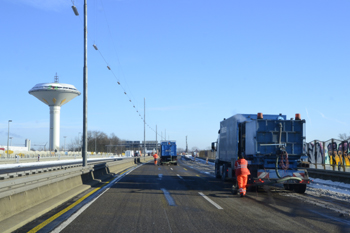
[163,208,173,233]
[183,168,187,171]
[29,165,141,233]
[170,168,173,170]
[177,174,183,179]
[196,175,200,177]
[198,192,223,210]
[158,174,163,180]
[161,188,176,206]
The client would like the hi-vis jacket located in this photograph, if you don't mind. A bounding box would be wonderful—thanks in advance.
[234,158,251,176]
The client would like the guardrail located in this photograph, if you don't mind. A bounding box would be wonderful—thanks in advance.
[0,156,154,233]
[307,168,350,183]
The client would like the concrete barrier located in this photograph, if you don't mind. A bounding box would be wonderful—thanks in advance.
[0,156,153,233]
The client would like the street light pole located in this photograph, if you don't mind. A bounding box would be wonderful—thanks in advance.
[156,125,158,153]
[82,0,88,167]
[72,0,87,166]
[10,137,12,146]
[144,98,146,156]
[7,120,12,158]
[78,132,81,152]
[64,136,67,152]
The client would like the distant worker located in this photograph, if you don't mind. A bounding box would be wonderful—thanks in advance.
[153,152,158,166]
[234,152,251,197]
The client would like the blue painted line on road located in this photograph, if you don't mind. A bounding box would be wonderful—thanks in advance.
[161,188,176,206]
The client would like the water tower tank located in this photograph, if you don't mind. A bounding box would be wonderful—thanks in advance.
[29,80,80,151]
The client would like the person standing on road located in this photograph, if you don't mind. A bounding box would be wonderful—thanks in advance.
[153,152,158,166]
[234,153,250,197]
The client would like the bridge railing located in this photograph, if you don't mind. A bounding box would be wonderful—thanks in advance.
[197,138,350,173]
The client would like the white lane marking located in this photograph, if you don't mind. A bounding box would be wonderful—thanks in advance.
[52,165,142,232]
[198,192,223,210]
[164,208,173,233]
[177,174,183,179]
[170,168,173,170]
[161,188,176,206]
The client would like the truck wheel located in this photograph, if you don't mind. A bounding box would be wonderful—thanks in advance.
[215,162,221,179]
[294,184,306,194]
[247,185,257,192]
[232,179,238,195]
[221,164,227,181]
[232,185,238,195]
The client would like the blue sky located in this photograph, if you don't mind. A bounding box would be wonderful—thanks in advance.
[1,0,349,151]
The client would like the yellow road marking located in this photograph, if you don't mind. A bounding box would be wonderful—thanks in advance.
[27,173,122,233]
[119,170,127,175]
[196,175,200,177]
[183,168,187,171]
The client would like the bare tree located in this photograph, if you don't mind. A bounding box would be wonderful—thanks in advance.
[177,147,185,153]
[339,133,350,141]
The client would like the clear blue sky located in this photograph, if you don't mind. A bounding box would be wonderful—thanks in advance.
[1,0,349,151]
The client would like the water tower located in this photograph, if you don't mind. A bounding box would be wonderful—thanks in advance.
[29,74,81,151]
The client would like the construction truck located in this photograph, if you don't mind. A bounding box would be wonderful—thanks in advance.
[160,141,177,165]
[212,113,310,194]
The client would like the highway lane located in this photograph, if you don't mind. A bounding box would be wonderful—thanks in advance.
[22,160,350,233]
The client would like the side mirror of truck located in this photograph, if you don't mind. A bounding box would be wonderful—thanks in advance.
[211,142,216,151]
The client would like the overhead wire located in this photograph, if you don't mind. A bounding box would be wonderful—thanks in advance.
[98,0,139,108]
[72,1,166,141]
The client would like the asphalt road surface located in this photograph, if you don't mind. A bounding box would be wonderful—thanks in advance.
[21,159,350,233]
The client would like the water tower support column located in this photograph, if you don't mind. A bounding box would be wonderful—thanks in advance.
[50,106,61,151]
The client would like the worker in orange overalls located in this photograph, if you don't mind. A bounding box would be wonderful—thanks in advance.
[234,153,251,197]
[153,152,158,166]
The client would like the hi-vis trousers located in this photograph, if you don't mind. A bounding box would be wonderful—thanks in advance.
[237,175,248,196]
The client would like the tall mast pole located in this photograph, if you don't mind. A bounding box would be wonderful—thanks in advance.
[156,125,158,152]
[82,0,88,167]
[186,135,188,153]
[144,98,146,156]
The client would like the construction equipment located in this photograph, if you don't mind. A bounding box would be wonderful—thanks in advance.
[212,113,310,194]
[160,141,177,165]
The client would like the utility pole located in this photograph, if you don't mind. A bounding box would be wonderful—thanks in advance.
[7,120,12,158]
[71,1,87,165]
[95,132,97,155]
[144,98,146,156]
[186,135,188,153]
[155,125,157,150]
[64,136,67,152]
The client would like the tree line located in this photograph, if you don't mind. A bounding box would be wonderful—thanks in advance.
[67,130,124,154]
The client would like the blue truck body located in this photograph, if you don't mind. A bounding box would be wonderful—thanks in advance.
[160,141,177,165]
[214,113,309,193]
